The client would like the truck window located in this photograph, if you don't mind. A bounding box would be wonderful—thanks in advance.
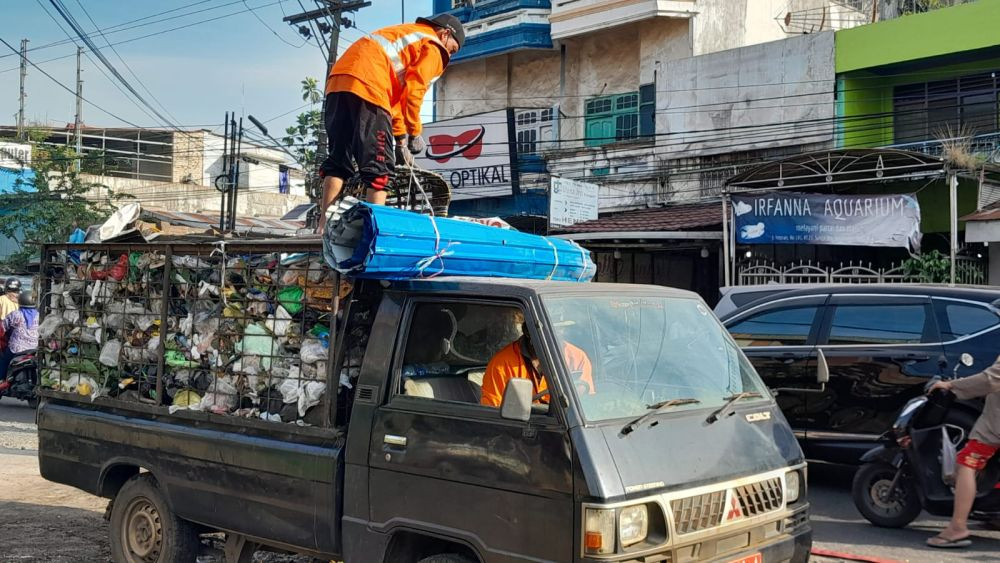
[396,302,523,406]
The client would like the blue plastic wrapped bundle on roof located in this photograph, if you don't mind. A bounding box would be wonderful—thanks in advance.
[323,202,596,282]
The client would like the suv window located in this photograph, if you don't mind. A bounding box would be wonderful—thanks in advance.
[936,301,1000,340]
[396,302,524,406]
[828,304,928,345]
[727,305,819,347]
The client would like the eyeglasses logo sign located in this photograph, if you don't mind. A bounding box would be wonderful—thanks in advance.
[426,126,486,163]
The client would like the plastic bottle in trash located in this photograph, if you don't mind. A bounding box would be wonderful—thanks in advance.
[402,362,450,378]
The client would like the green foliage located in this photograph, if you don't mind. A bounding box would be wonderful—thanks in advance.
[902,250,950,283]
[0,130,127,272]
[282,77,323,174]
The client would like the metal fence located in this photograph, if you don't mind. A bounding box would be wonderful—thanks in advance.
[737,258,987,286]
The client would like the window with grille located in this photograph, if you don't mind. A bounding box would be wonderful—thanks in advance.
[585,86,654,147]
[893,71,1000,143]
[515,107,557,155]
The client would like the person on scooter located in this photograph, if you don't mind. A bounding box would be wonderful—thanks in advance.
[926,356,1000,548]
[0,278,21,381]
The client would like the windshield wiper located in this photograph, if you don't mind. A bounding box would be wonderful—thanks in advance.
[620,398,701,436]
[706,392,764,424]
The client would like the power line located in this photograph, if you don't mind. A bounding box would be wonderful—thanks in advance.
[243,0,309,48]
[0,35,145,128]
[47,0,183,131]
[72,0,185,126]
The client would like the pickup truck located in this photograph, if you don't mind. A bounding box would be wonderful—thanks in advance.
[38,275,811,562]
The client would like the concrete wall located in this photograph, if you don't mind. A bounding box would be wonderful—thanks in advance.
[81,174,309,218]
[171,131,203,184]
[657,31,836,158]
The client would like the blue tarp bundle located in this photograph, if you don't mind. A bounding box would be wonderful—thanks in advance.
[323,203,595,282]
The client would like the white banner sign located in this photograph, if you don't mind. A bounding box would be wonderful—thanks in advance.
[0,142,31,170]
[416,109,514,201]
[549,177,599,228]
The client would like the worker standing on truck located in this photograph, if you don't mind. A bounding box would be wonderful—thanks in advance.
[316,14,465,233]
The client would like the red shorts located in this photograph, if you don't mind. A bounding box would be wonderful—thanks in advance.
[957,439,999,471]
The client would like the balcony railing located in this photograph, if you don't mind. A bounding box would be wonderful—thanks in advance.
[832,0,978,21]
[884,132,1000,164]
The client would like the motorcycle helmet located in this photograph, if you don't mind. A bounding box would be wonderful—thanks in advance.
[4,277,21,294]
[18,292,34,308]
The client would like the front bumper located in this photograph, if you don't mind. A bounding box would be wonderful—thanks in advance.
[584,504,811,563]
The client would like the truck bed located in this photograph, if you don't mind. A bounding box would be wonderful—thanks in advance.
[37,391,344,557]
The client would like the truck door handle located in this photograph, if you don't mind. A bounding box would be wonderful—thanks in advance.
[384,434,407,447]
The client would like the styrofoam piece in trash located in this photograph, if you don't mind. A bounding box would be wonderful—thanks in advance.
[99,202,142,241]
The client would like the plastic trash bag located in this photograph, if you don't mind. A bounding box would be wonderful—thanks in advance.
[237,323,277,370]
[198,377,238,414]
[300,338,328,364]
[38,313,68,339]
[266,306,293,337]
[278,286,305,315]
[942,426,959,485]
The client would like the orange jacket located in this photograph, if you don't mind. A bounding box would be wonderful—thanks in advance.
[326,23,449,137]
[480,340,595,408]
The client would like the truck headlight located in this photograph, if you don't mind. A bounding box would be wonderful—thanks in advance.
[619,504,649,547]
[785,470,801,504]
[584,508,615,555]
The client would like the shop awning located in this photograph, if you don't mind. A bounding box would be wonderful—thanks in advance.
[552,201,723,241]
[962,205,1000,243]
[725,149,947,192]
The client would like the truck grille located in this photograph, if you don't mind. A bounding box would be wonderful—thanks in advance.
[734,477,784,517]
[671,490,726,534]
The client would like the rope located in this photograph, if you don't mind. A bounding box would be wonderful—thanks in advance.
[542,236,560,280]
[407,165,458,278]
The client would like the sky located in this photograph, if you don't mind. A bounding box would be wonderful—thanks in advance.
[0,0,433,138]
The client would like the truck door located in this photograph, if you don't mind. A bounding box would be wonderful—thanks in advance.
[367,298,574,561]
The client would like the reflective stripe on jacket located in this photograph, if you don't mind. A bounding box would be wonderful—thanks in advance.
[326,23,449,137]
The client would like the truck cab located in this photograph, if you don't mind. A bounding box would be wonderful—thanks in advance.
[38,274,810,562]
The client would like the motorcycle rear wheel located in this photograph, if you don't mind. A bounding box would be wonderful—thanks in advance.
[852,462,922,528]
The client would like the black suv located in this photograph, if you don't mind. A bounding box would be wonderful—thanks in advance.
[719,285,1000,464]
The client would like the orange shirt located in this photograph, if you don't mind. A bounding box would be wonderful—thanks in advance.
[326,23,448,137]
[480,340,594,408]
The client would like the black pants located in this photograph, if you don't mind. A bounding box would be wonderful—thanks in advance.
[320,92,395,191]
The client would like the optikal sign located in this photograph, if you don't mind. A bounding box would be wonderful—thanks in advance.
[0,142,31,170]
[416,109,516,201]
[732,193,921,250]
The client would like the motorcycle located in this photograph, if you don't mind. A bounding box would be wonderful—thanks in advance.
[852,353,1000,528]
[0,350,39,408]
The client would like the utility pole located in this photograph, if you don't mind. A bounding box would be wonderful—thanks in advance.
[17,39,28,140]
[74,46,83,171]
[283,1,370,213]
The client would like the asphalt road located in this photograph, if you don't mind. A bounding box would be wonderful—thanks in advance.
[3,399,1000,562]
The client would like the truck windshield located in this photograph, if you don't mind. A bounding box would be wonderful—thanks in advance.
[542,295,769,422]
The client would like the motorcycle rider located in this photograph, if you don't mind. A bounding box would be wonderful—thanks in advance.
[926,356,1000,548]
[0,278,21,381]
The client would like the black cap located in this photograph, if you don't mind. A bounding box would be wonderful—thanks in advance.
[4,277,21,294]
[416,14,465,51]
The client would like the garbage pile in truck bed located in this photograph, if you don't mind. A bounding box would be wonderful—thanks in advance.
[38,241,351,426]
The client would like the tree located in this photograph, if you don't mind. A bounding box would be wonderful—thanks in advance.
[282,77,323,176]
[0,130,128,271]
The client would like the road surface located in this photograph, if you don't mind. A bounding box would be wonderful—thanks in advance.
[3,400,1000,561]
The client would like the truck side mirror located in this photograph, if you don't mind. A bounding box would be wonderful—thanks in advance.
[816,349,829,388]
[501,378,533,422]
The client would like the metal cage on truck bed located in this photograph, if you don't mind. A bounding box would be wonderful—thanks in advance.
[36,239,366,431]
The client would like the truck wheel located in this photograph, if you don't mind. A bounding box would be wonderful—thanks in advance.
[109,474,199,563]
[852,462,921,528]
[418,555,475,563]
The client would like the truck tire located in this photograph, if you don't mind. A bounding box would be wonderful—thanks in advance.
[417,555,475,563]
[109,473,199,563]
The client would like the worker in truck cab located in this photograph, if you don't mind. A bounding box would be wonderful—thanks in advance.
[316,14,465,233]
[480,315,595,408]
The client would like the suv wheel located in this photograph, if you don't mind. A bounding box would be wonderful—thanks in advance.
[109,474,199,562]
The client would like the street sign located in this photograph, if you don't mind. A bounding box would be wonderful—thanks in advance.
[0,141,31,170]
[549,177,599,228]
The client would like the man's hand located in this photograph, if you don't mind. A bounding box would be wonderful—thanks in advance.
[408,134,426,155]
[315,210,327,235]
[928,380,954,395]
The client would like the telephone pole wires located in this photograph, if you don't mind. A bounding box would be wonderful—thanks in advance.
[74,46,83,171]
[17,39,28,140]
